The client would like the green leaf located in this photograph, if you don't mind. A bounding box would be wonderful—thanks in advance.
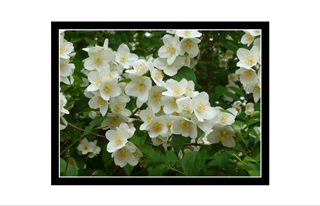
[84,37,97,46]
[236,161,257,171]
[207,142,225,157]
[166,150,178,162]
[181,150,206,176]
[148,163,169,176]
[248,170,260,176]
[219,109,236,117]
[60,158,78,176]
[214,152,233,169]
[72,152,86,171]
[231,124,249,151]
[215,85,228,98]
[123,164,135,176]
[73,50,89,62]
[138,144,155,160]
[228,86,245,97]
[83,116,105,136]
[130,134,147,145]
[224,92,240,100]
[172,67,199,87]
[243,156,257,163]
[222,40,238,53]
[251,142,260,162]
[171,134,190,156]
[72,93,90,113]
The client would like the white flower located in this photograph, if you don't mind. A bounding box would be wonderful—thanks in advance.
[60,58,74,77]
[88,90,109,116]
[207,124,236,148]
[219,59,228,68]
[233,100,242,108]
[236,46,259,69]
[149,59,165,87]
[161,96,182,114]
[60,92,69,114]
[88,140,101,158]
[244,79,260,103]
[154,56,185,76]
[176,96,193,114]
[212,107,236,126]
[245,102,255,116]
[99,77,121,101]
[139,107,155,130]
[114,82,131,103]
[162,78,187,97]
[114,44,138,68]
[151,135,168,148]
[110,97,131,117]
[60,35,74,59]
[175,30,202,38]
[249,30,261,37]
[225,50,234,59]
[179,38,201,57]
[88,111,99,119]
[101,112,129,130]
[126,59,149,75]
[112,141,142,168]
[191,114,214,133]
[147,85,166,113]
[105,123,135,153]
[235,67,258,86]
[87,66,118,92]
[77,138,95,155]
[228,73,238,82]
[84,46,115,72]
[158,35,181,65]
[241,31,255,46]
[146,116,168,138]
[193,92,216,122]
[125,73,152,103]
[184,80,199,97]
[171,116,197,139]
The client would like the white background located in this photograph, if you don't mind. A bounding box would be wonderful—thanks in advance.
[1,0,319,205]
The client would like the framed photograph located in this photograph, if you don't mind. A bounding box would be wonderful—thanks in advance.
[52,21,269,185]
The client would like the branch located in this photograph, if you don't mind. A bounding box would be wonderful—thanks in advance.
[67,122,106,139]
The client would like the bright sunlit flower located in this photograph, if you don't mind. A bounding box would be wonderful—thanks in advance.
[60,35,74,59]
[154,56,185,76]
[241,30,255,46]
[99,77,121,101]
[105,123,135,153]
[125,73,152,103]
[146,116,168,138]
[193,92,216,122]
[235,67,258,86]
[158,35,181,65]
[139,107,155,130]
[179,37,201,57]
[175,30,202,38]
[244,79,261,103]
[236,46,259,69]
[126,59,149,75]
[84,46,115,72]
[115,44,138,68]
[162,78,187,97]
[171,116,197,139]
[147,85,166,113]
[88,90,109,116]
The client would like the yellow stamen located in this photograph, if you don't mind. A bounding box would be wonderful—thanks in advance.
[104,85,113,93]
[178,120,189,131]
[218,131,228,140]
[196,101,206,113]
[245,32,253,41]
[166,43,175,53]
[119,149,127,158]
[120,53,128,62]
[220,113,228,124]
[171,85,181,95]
[154,123,162,131]
[243,53,254,65]
[60,44,67,53]
[114,135,122,144]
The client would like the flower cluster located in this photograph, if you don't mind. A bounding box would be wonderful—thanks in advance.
[59,30,75,85]
[59,30,75,130]
[235,30,261,103]
[77,138,101,158]
[61,30,261,170]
